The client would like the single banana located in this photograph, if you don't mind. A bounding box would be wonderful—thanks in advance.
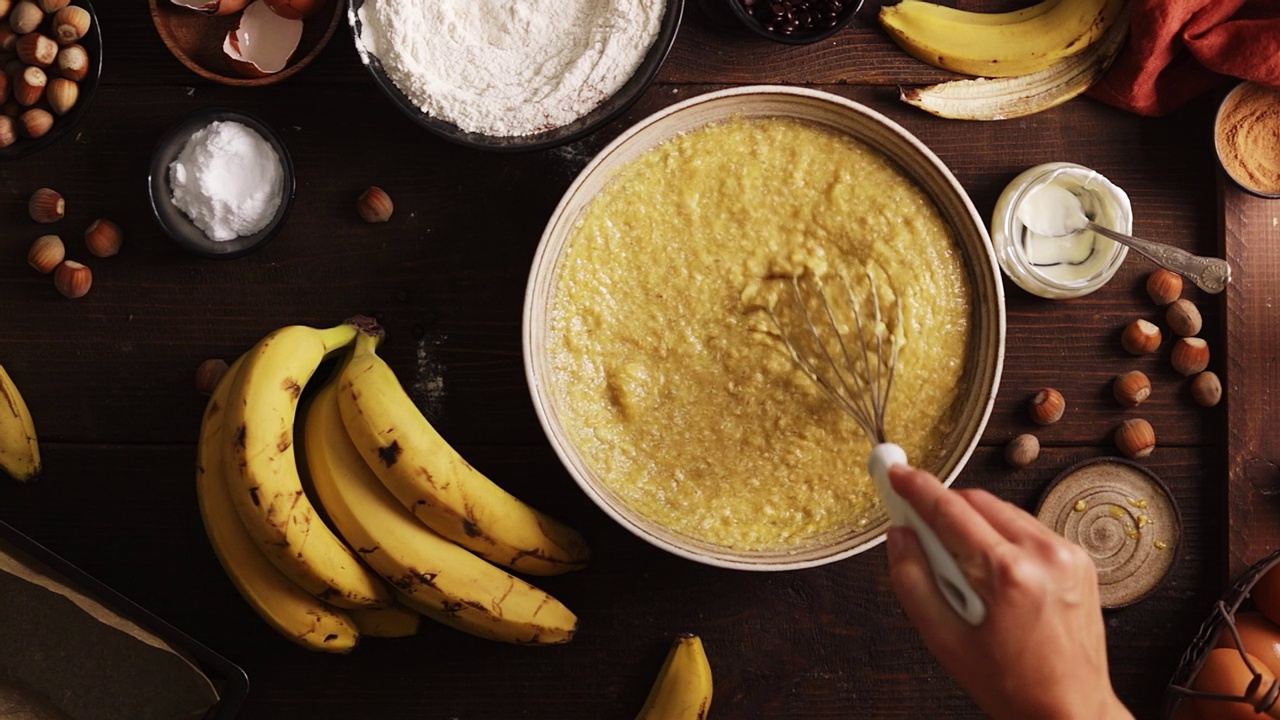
[348,604,421,639]
[879,0,1125,78]
[336,330,590,576]
[0,364,40,482]
[197,356,359,653]
[900,7,1130,120]
[636,634,713,720]
[305,378,578,644]
[222,320,392,609]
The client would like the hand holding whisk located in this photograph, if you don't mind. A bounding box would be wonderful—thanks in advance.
[762,268,986,626]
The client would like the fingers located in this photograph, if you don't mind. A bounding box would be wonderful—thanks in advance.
[889,465,1007,556]
[886,527,967,642]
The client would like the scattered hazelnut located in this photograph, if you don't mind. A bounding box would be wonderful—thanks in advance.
[1189,371,1222,408]
[1171,337,1210,376]
[357,185,393,223]
[52,259,90,298]
[1146,269,1183,306]
[1115,418,1156,459]
[15,32,56,66]
[83,218,121,257]
[1113,370,1151,408]
[36,0,68,13]
[1165,298,1202,338]
[50,5,88,44]
[53,43,85,81]
[27,186,63,222]
[45,75,74,114]
[26,233,63,273]
[1121,318,1162,355]
[1005,433,1040,468]
[0,115,15,148]
[14,65,45,106]
[195,358,229,396]
[1028,387,1065,425]
[9,2,42,35]
[18,106,51,138]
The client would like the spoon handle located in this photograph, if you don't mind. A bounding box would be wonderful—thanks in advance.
[1087,222,1232,294]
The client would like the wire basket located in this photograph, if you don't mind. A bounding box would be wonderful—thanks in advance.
[1163,547,1280,718]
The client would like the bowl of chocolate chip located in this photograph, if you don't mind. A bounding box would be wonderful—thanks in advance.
[726,0,862,45]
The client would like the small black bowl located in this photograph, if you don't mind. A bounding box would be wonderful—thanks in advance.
[148,108,295,259]
[348,0,684,152]
[0,0,103,161]
[726,0,861,45]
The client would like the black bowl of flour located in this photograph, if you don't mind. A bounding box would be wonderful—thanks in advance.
[348,0,684,153]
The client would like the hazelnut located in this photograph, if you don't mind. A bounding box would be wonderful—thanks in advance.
[1115,418,1156,459]
[14,65,45,106]
[15,32,56,66]
[1165,298,1202,338]
[45,75,74,114]
[51,6,88,44]
[36,0,69,12]
[357,185,393,223]
[0,72,8,105]
[0,0,12,22]
[1028,387,1065,425]
[1189,371,1222,408]
[52,259,90,298]
[53,43,85,81]
[26,233,63,273]
[195,358,229,396]
[83,218,121,257]
[0,115,15,148]
[1113,370,1151,408]
[1171,337,1210,376]
[0,26,15,52]
[1146,269,1184,306]
[1004,434,1040,468]
[18,106,51,138]
[9,2,42,35]
[1121,318,1162,355]
[27,186,63,222]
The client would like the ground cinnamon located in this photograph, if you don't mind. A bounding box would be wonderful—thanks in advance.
[1215,82,1280,197]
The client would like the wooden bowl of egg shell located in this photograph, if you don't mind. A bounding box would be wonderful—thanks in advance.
[523,86,1007,571]
[148,0,343,86]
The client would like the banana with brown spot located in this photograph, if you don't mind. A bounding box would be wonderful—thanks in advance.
[635,634,713,720]
[0,364,40,482]
[222,321,392,609]
[337,330,590,576]
[197,356,359,653]
[305,377,577,644]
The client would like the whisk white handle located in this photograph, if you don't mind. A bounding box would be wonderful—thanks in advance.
[869,443,987,627]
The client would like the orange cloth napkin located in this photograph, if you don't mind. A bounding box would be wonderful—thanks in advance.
[1088,0,1280,116]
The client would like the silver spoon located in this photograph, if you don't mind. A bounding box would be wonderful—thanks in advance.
[1017,184,1232,294]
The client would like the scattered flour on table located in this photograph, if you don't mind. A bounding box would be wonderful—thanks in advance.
[169,121,283,242]
[357,0,664,137]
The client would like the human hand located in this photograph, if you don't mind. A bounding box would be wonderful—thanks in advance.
[885,465,1135,720]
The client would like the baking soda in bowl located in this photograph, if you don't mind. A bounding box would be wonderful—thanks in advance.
[169,121,284,242]
[356,0,664,137]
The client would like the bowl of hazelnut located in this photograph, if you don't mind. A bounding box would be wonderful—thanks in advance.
[0,0,102,161]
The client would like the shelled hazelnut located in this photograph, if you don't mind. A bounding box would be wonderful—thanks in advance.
[26,233,63,273]
[15,32,56,66]
[1171,337,1210,376]
[1028,388,1065,425]
[18,106,51,138]
[0,114,14,147]
[1121,318,1162,355]
[27,186,62,222]
[83,218,120,257]
[1146,269,1183,306]
[1113,370,1151,408]
[1005,434,1040,468]
[1165,298,1202,337]
[45,75,74,114]
[1189,371,1222,408]
[1115,418,1156,459]
[52,259,90,298]
[50,5,87,44]
[14,65,44,106]
[357,186,394,223]
[53,42,84,80]
[36,0,68,12]
[9,2,42,35]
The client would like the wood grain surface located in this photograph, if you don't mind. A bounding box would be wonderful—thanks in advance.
[0,1,1248,718]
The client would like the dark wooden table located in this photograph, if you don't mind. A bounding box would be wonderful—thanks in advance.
[0,1,1242,717]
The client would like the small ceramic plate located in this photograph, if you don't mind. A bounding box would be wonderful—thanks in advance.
[148,108,295,259]
[1037,457,1181,608]
[0,0,103,162]
[148,0,343,86]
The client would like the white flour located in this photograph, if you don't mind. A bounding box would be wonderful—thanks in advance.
[357,0,664,137]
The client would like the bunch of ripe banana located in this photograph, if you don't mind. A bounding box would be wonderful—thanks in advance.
[879,0,1130,120]
[0,364,40,483]
[196,317,590,652]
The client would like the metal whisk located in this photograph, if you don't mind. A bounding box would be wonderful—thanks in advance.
[764,269,986,627]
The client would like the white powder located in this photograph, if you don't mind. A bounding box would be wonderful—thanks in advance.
[357,0,664,137]
[169,121,284,242]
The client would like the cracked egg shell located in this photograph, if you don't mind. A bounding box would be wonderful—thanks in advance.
[222,0,302,77]
[169,0,249,16]
[263,0,322,20]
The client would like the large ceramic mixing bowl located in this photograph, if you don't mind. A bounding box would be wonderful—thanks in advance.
[523,86,1006,570]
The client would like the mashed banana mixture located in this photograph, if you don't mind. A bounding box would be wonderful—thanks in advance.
[547,117,972,551]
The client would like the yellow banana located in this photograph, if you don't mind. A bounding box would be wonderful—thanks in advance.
[636,634,713,720]
[900,7,1130,120]
[222,321,392,609]
[336,331,590,576]
[197,356,359,653]
[0,364,40,482]
[879,0,1126,78]
[305,378,578,644]
[348,604,421,639]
